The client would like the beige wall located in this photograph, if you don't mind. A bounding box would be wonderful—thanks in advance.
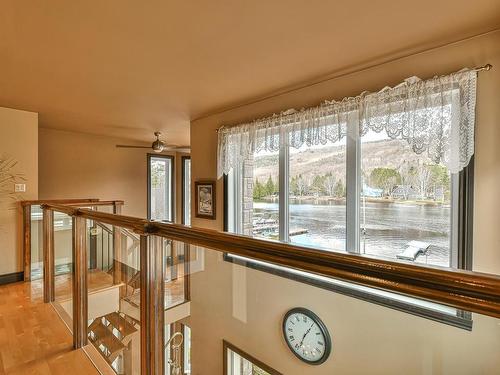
[188,31,500,374]
[39,128,185,221]
[0,107,38,275]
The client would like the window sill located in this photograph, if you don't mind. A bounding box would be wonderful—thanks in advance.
[224,253,473,331]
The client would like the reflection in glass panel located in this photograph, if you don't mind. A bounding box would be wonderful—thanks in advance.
[165,240,187,309]
[360,129,452,267]
[30,204,43,279]
[252,149,279,239]
[87,222,141,375]
[165,323,191,375]
[48,212,76,341]
[289,139,346,251]
[184,325,191,374]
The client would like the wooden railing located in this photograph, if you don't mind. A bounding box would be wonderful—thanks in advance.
[30,201,500,375]
[21,199,123,281]
[40,202,500,318]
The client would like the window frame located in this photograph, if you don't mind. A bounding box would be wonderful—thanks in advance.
[223,340,282,375]
[147,154,175,222]
[223,139,474,330]
[181,156,191,225]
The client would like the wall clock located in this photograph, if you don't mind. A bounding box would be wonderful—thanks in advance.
[282,307,332,365]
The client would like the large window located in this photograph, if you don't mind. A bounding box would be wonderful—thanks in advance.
[148,154,174,222]
[225,130,473,327]
[227,132,468,269]
[223,70,476,328]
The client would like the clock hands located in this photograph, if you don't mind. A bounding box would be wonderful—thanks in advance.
[298,322,315,348]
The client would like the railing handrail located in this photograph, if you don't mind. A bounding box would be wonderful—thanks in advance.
[21,198,99,206]
[66,200,124,207]
[39,202,500,318]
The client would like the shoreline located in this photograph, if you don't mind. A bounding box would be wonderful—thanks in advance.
[257,196,450,207]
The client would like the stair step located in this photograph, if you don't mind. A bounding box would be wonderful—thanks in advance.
[105,312,137,337]
[88,321,126,361]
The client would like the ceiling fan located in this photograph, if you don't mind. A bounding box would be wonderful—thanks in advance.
[116,132,190,153]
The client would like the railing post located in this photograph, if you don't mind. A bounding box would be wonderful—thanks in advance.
[72,216,88,348]
[113,202,123,288]
[22,204,32,281]
[140,235,165,375]
[43,208,55,303]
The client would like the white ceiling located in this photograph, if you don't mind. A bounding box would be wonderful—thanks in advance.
[1,0,499,145]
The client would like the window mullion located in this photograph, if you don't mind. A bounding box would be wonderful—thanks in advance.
[346,117,361,253]
[450,173,459,268]
[279,131,290,242]
[234,166,242,234]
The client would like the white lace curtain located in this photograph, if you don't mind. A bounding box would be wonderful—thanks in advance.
[217,69,477,178]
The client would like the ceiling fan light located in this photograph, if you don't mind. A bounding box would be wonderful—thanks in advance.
[152,139,165,152]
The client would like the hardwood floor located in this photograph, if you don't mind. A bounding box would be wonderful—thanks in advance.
[54,269,115,301]
[0,281,99,375]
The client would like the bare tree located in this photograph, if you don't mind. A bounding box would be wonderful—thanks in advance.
[415,162,431,199]
[324,173,336,197]
[397,160,416,200]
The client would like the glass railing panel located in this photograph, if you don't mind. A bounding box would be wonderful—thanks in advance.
[86,221,141,375]
[165,240,188,309]
[164,240,198,375]
[51,212,75,330]
[30,204,43,280]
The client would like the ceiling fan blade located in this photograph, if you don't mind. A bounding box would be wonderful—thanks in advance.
[174,148,191,153]
[116,145,152,149]
[163,145,191,153]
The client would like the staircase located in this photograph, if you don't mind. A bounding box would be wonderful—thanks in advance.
[88,312,138,373]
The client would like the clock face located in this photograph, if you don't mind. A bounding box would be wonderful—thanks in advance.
[282,308,331,365]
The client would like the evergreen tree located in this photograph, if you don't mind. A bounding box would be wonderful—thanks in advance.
[334,179,346,197]
[312,174,327,195]
[265,175,276,196]
[253,178,265,199]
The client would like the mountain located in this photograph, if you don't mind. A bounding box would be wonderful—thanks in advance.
[253,138,437,183]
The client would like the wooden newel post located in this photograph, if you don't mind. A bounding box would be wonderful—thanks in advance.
[23,204,32,281]
[43,208,55,303]
[140,235,165,375]
[73,215,88,348]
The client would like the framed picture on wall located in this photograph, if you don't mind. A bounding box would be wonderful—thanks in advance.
[195,181,216,219]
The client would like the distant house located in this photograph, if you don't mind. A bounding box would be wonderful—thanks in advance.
[391,185,419,200]
[362,184,383,198]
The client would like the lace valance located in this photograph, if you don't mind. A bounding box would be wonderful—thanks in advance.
[217,69,477,178]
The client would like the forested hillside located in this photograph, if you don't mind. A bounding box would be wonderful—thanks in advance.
[252,139,450,200]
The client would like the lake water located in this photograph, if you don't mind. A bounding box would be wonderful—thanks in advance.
[253,200,451,267]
